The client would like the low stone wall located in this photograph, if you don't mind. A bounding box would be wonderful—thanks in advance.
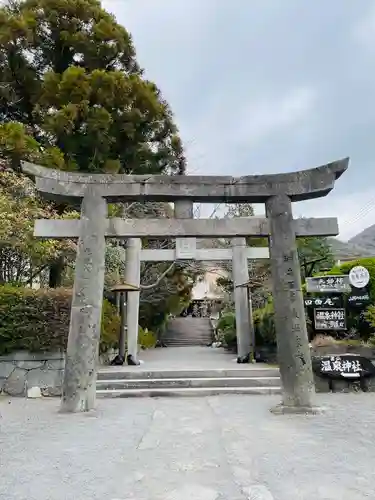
[311,345,375,359]
[313,373,375,393]
[0,351,64,396]
[0,349,119,397]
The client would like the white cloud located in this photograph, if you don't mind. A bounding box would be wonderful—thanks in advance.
[293,189,375,241]
[100,1,374,242]
[352,3,375,49]
[233,86,316,147]
[182,86,316,175]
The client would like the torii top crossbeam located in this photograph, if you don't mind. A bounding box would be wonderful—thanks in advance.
[21,158,349,204]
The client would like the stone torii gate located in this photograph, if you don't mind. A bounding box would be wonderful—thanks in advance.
[22,158,348,414]
[122,234,269,366]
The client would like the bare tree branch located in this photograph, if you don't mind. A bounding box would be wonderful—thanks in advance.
[140,262,175,290]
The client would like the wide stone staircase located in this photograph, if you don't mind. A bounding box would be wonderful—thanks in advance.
[163,317,214,347]
[96,366,281,398]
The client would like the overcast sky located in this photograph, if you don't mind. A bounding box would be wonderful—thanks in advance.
[104,0,375,241]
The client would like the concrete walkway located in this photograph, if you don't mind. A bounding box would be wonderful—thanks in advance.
[1,393,375,499]
[100,346,272,373]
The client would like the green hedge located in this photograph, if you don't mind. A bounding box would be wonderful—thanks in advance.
[0,285,120,355]
[324,258,375,301]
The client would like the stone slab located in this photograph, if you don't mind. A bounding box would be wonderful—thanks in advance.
[34,216,339,239]
[22,158,348,203]
[0,393,374,500]
[270,404,324,415]
[3,367,26,396]
[0,362,16,379]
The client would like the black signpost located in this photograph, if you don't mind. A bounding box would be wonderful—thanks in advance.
[304,295,342,308]
[312,354,375,380]
[314,308,346,331]
[347,288,371,308]
[308,266,375,392]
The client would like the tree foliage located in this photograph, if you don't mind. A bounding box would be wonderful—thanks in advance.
[0,0,186,174]
[298,236,334,279]
[0,160,75,283]
[0,0,197,332]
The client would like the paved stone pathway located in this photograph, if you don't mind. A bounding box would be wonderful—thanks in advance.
[1,394,375,499]
[99,346,272,372]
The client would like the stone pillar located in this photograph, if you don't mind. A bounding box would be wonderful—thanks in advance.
[247,278,255,360]
[125,238,141,365]
[60,194,107,413]
[174,199,196,257]
[118,292,127,359]
[265,194,318,414]
[174,200,194,219]
[232,237,252,362]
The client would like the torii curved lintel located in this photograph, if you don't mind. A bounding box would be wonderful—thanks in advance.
[21,157,349,203]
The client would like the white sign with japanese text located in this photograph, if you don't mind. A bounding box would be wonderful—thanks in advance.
[349,266,370,289]
[320,356,362,378]
[306,275,351,293]
[314,308,347,330]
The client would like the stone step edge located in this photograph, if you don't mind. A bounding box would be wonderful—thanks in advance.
[98,368,279,375]
[96,386,282,397]
[98,369,280,379]
[97,376,280,384]
[99,367,278,372]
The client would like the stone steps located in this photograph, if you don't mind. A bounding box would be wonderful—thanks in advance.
[164,317,214,347]
[165,340,213,346]
[96,367,281,398]
[97,367,279,380]
[97,376,280,390]
[96,386,281,398]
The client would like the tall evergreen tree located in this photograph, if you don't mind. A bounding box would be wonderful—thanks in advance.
[0,0,186,175]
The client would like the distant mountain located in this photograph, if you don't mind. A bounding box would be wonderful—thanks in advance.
[198,228,375,262]
[328,230,375,261]
[349,224,375,255]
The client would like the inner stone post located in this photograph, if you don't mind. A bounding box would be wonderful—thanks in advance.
[232,237,252,362]
[265,194,317,413]
[118,291,127,359]
[60,194,107,413]
[174,200,194,219]
[125,238,142,365]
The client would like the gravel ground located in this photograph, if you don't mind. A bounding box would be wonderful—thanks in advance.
[1,393,374,500]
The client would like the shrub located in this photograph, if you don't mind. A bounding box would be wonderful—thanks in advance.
[217,311,236,333]
[364,305,375,329]
[0,285,120,355]
[253,301,276,346]
[223,329,237,350]
[138,327,157,349]
[216,311,236,350]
